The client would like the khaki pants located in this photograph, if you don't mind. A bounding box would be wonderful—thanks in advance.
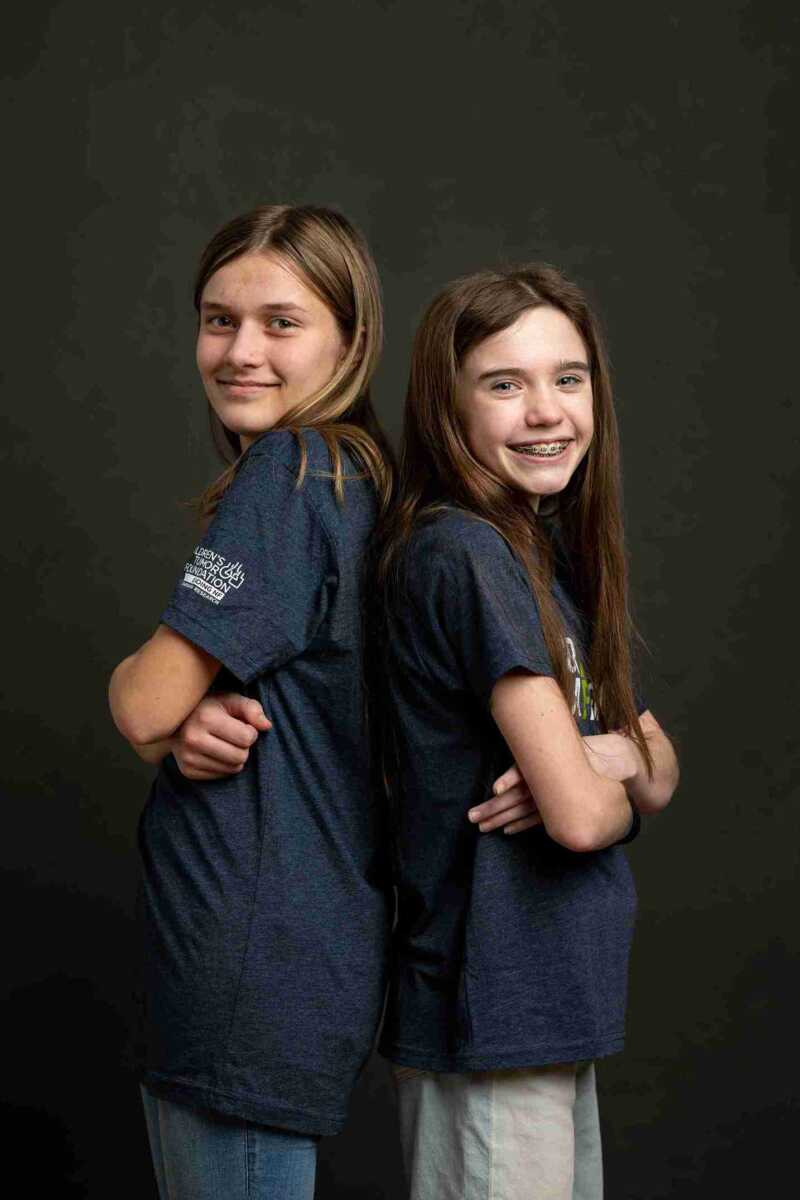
[392,1061,602,1200]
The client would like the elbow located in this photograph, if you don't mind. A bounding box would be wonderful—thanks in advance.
[633,777,681,816]
[635,786,675,816]
[109,690,154,746]
[544,777,632,853]
[111,692,175,746]
[633,764,680,815]
[108,665,171,747]
[546,817,608,855]
[113,707,167,748]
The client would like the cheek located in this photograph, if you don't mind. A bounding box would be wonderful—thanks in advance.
[567,393,594,448]
[581,398,595,445]
[469,408,509,454]
[284,334,343,384]
[196,334,219,375]
[460,413,505,470]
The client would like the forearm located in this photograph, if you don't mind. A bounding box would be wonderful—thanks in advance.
[109,650,180,746]
[624,725,679,815]
[108,626,220,745]
[109,653,149,743]
[491,674,636,853]
[568,775,635,851]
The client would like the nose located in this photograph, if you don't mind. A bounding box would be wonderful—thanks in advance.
[524,384,562,426]
[226,321,266,369]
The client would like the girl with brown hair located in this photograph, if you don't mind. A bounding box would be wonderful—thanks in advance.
[108,205,394,1199]
[373,264,679,1199]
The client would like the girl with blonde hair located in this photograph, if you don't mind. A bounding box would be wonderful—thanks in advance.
[109,205,394,1200]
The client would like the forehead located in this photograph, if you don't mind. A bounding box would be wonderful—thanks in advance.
[201,251,322,311]
[463,305,588,373]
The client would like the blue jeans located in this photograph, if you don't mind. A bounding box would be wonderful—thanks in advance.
[140,1083,318,1200]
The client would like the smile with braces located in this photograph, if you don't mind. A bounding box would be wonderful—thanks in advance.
[510,440,570,458]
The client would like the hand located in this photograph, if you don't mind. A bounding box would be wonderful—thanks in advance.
[468,762,543,835]
[171,693,272,780]
[581,733,639,784]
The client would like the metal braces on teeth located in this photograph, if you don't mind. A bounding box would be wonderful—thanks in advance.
[514,442,569,457]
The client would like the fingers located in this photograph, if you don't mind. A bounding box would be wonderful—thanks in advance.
[173,693,274,780]
[468,783,532,827]
[196,733,253,768]
[491,763,524,795]
[473,800,541,833]
[218,693,272,731]
[201,709,263,751]
[171,694,276,783]
[176,754,244,780]
[503,815,543,835]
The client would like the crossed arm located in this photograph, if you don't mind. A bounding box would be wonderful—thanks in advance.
[471,673,679,841]
[108,624,271,769]
[111,643,677,849]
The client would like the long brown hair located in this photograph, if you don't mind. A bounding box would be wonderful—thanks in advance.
[193,204,394,517]
[376,263,653,774]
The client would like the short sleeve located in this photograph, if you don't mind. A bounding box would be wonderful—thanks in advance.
[160,452,337,684]
[406,517,553,704]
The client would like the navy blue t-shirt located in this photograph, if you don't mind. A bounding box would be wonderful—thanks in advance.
[378,507,640,1073]
[137,429,391,1136]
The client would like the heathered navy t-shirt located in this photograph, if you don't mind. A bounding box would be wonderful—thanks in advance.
[378,507,641,1073]
[137,429,391,1136]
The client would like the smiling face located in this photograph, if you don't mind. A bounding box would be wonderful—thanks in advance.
[196,251,347,450]
[454,305,594,510]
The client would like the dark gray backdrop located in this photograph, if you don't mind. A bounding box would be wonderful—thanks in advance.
[2,1,797,1195]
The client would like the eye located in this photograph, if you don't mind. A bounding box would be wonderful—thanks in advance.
[557,374,583,387]
[207,314,235,329]
[269,317,298,331]
[490,380,518,393]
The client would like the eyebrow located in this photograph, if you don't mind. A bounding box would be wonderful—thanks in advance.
[200,300,309,314]
[477,359,590,382]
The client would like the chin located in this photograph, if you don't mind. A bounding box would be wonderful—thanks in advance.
[211,406,276,438]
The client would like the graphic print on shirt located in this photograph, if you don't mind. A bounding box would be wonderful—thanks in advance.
[565,635,598,721]
[180,545,246,605]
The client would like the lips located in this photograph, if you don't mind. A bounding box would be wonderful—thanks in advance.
[217,379,277,387]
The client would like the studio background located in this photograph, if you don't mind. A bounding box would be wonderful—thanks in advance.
[2,1,796,1195]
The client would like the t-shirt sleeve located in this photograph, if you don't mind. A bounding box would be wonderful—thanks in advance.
[408,520,553,704]
[160,454,337,684]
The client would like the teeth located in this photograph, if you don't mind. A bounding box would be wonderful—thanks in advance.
[512,441,569,457]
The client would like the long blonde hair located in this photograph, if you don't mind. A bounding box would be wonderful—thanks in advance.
[193,205,393,517]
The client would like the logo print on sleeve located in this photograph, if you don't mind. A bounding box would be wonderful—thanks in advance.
[565,635,598,722]
[181,545,246,605]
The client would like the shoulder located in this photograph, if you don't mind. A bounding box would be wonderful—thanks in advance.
[245,428,330,476]
[398,509,531,619]
[406,507,517,574]
[214,433,329,539]
[247,429,373,509]
[230,430,341,505]
[246,427,367,476]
